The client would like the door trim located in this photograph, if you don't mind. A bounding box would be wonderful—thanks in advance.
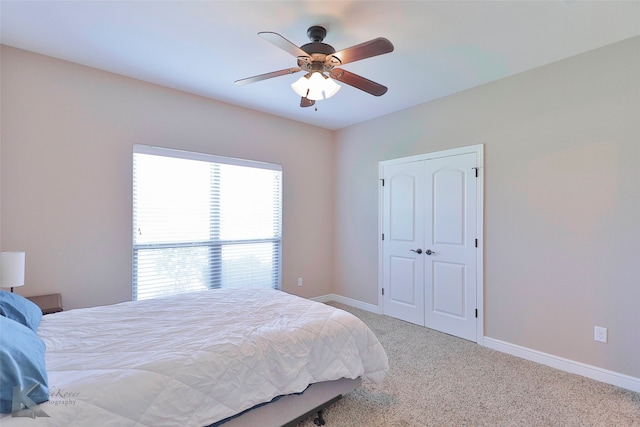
[378,144,484,345]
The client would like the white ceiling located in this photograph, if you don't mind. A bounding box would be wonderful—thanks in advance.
[1,1,639,130]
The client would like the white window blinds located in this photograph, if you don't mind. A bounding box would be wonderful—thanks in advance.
[132,145,282,301]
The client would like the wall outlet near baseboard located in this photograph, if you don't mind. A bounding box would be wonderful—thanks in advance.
[594,326,608,343]
[297,277,303,287]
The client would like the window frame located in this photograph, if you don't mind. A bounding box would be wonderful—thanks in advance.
[132,144,282,300]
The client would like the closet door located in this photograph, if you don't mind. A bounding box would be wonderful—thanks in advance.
[381,161,425,326]
[381,148,480,342]
[423,153,477,342]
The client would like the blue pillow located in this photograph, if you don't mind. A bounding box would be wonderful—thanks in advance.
[0,290,42,332]
[0,316,49,413]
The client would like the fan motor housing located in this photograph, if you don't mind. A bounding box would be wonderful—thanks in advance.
[301,26,335,56]
[298,26,338,72]
[300,42,335,56]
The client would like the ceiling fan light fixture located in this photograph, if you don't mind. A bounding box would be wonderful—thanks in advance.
[291,71,341,101]
[307,88,324,101]
[306,72,327,100]
[291,74,311,97]
[323,77,341,99]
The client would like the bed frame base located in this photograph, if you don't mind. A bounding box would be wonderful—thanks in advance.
[281,395,340,427]
[313,409,327,426]
[219,377,361,427]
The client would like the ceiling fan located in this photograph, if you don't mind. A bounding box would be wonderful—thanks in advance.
[235,26,394,108]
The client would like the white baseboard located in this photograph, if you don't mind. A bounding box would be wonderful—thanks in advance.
[310,293,382,314]
[311,294,640,393]
[484,337,640,393]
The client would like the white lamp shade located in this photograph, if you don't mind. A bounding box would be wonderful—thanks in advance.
[307,72,327,100]
[0,252,26,288]
[291,72,341,101]
[323,77,341,99]
[291,75,310,97]
[306,87,324,101]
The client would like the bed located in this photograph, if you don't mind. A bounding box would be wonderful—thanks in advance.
[0,288,388,426]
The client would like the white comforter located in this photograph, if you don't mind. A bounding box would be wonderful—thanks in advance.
[3,288,388,426]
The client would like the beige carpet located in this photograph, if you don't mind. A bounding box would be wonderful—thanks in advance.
[297,303,640,427]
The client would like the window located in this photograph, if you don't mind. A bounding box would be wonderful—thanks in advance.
[132,145,282,300]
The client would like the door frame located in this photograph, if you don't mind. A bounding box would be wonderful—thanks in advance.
[378,144,484,344]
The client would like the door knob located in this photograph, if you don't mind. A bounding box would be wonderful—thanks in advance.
[410,248,423,254]
[425,249,434,255]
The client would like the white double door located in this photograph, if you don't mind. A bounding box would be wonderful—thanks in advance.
[380,147,481,342]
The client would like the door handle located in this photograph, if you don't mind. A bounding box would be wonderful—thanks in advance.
[425,249,434,255]
[410,249,423,254]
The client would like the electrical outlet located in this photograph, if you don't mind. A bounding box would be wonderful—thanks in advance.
[594,326,607,343]
[297,277,303,287]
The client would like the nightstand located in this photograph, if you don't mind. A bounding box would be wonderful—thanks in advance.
[27,293,63,315]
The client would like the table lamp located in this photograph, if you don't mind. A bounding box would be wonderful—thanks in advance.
[0,251,26,292]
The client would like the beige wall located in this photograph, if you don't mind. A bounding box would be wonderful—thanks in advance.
[0,45,335,309]
[333,36,640,378]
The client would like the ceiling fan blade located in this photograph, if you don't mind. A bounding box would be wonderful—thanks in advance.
[259,32,310,58]
[235,68,302,86]
[328,37,394,66]
[300,97,315,108]
[329,69,388,96]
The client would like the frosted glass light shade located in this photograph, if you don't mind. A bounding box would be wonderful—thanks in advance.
[305,89,322,101]
[0,251,25,289]
[291,76,310,97]
[290,72,341,101]
[323,77,341,98]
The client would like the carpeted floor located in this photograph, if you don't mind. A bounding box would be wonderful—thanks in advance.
[297,303,640,427]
